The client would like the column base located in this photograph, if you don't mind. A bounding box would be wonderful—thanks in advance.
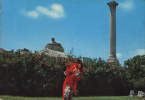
[107,56,119,64]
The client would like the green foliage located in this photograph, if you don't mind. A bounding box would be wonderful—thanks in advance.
[79,57,128,96]
[0,50,65,96]
[0,49,145,96]
[124,55,145,90]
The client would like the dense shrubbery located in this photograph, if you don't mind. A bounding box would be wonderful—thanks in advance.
[0,49,65,96]
[124,55,145,91]
[79,58,129,96]
[0,49,145,96]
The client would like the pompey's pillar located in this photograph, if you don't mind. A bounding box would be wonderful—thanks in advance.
[107,1,119,64]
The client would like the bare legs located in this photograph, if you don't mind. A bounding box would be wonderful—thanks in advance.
[64,85,72,100]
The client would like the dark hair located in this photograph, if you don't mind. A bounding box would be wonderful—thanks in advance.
[77,59,81,63]
[73,58,81,63]
[77,59,83,70]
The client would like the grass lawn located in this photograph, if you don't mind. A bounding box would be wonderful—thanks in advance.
[0,95,144,100]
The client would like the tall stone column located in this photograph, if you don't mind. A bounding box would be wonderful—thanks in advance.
[107,1,119,64]
[0,0,2,47]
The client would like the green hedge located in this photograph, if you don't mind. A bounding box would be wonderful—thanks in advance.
[0,50,145,96]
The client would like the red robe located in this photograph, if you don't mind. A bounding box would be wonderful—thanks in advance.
[62,62,84,100]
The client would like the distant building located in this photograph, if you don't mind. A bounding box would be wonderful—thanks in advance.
[17,48,30,54]
[45,37,64,52]
[0,48,6,53]
[0,38,68,58]
[39,38,68,58]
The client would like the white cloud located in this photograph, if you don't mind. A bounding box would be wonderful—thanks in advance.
[51,3,64,14]
[119,0,134,12]
[26,11,39,19]
[136,49,145,55]
[36,4,65,19]
[22,3,65,19]
[117,53,122,58]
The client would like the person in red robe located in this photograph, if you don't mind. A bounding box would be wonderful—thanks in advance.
[62,59,88,100]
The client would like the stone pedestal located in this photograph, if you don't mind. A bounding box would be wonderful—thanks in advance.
[107,1,119,64]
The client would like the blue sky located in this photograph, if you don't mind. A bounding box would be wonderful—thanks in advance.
[1,0,145,65]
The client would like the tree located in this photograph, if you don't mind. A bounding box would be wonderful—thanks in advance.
[124,55,145,90]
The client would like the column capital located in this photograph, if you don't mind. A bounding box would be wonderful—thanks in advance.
[107,1,118,8]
